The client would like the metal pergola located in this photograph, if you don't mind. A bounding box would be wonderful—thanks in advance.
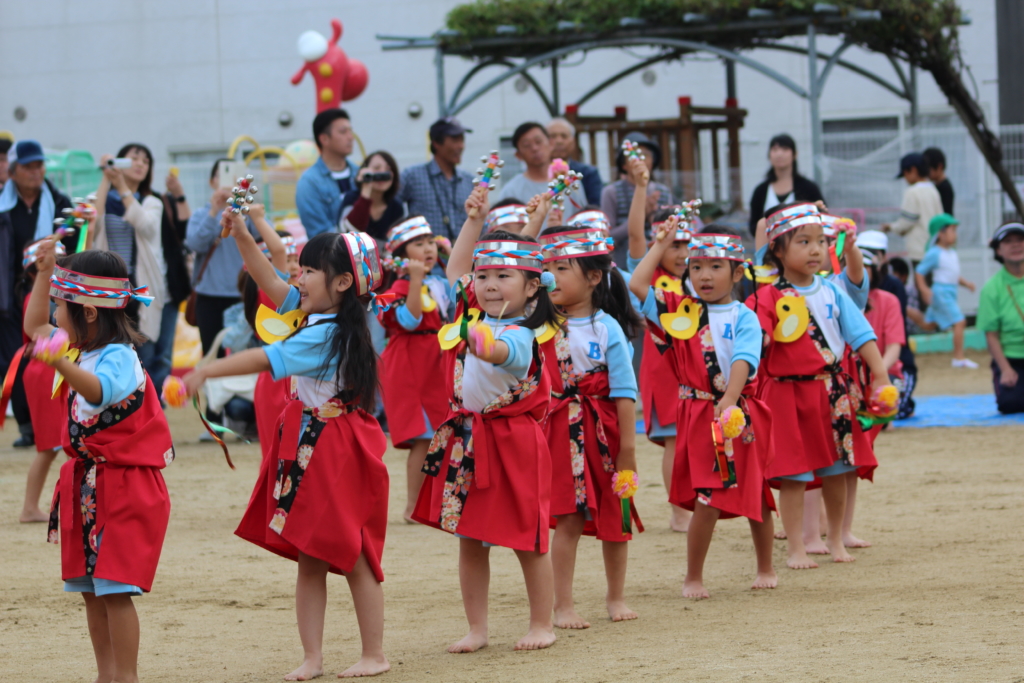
[378,11,923,188]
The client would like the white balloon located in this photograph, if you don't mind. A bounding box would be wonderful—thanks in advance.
[297,30,328,62]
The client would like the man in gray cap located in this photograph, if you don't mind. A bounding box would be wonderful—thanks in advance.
[882,152,942,263]
[395,117,476,240]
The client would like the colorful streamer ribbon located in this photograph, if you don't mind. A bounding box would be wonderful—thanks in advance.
[192,393,244,470]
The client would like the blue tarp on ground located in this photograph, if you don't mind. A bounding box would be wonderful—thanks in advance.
[638,394,1024,433]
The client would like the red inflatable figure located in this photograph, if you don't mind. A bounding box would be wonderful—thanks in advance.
[292,19,369,112]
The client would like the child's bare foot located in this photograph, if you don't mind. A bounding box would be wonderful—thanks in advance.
[774,528,787,539]
[338,654,390,678]
[786,553,819,570]
[843,533,872,548]
[669,507,691,533]
[514,626,556,651]
[553,607,590,629]
[448,630,488,653]
[804,539,830,554]
[751,571,778,590]
[828,542,856,563]
[682,579,710,599]
[19,509,48,523]
[606,600,638,622]
[402,507,417,524]
[285,659,323,681]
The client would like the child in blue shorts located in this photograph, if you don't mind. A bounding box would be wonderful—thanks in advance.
[915,213,977,368]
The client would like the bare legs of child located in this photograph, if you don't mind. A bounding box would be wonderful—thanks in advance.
[403,440,429,523]
[820,474,854,563]
[551,513,637,627]
[661,437,691,532]
[777,480,818,569]
[288,552,389,681]
[801,489,830,554]
[842,471,871,548]
[19,448,58,522]
[82,592,140,683]
[683,500,777,598]
[450,538,555,653]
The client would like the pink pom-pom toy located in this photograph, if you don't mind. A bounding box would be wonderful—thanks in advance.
[868,384,899,417]
[467,323,496,357]
[33,329,70,365]
[162,376,188,408]
[718,405,745,440]
[548,158,570,180]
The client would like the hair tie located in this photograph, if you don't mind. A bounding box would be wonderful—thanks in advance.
[540,270,556,292]
[368,291,398,315]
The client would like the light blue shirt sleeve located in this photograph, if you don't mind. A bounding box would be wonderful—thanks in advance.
[602,317,638,400]
[396,305,422,331]
[754,244,768,267]
[264,321,338,382]
[829,279,877,349]
[626,255,642,273]
[733,306,762,374]
[91,344,141,410]
[916,246,941,276]
[497,325,535,378]
[836,269,869,311]
[640,286,660,326]
[277,286,302,314]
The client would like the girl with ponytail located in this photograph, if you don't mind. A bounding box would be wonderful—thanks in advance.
[410,185,558,653]
[536,223,642,629]
[184,214,391,679]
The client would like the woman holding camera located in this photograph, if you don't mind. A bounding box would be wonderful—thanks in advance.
[340,151,404,240]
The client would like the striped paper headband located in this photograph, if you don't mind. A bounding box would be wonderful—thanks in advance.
[766,203,822,242]
[570,210,610,235]
[259,235,297,260]
[820,214,857,240]
[484,205,529,232]
[473,239,543,272]
[23,239,66,268]
[341,232,384,296]
[539,228,613,262]
[49,266,153,309]
[689,234,745,262]
[386,216,433,254]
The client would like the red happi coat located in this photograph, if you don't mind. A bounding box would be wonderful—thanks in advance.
[541,328,642,541]
[254,371,290,463]
[48,367,173,592]
[746,280,874,482]
[646,290,775,521]
[412,276,552,553]
[640,265,682,443]
[235,384,389,582]
[19,293,64,451]
[378,276,450,448]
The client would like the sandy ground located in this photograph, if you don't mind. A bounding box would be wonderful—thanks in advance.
[3,351,1022,682]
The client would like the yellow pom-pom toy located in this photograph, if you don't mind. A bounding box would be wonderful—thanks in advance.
[467,322,496,357]
[718,405,745,440]
[869,384,899,417]
[33,329,70,365]
[162,376,188,408]
[611,470,639,499]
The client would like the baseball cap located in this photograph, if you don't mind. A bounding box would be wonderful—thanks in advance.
[928,213,959,239]
[855,230,889,253]
[429,117,472,142]
[8,139,46,166]
[896,152,926,178]
[989,222,1024,248]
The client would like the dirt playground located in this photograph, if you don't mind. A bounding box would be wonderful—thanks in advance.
[2,350,1022,682]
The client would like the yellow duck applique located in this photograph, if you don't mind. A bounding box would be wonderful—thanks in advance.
[660,298,702,340]
[420,285,437,313]
[255,305,307,344]
[653,274,683,296]
[773,295,809,343]
[438,308,483,349]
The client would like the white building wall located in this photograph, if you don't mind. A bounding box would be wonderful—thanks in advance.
[0,0,1000,208]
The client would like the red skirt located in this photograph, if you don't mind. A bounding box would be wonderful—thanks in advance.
[671,397,775,521]
[639,333,677,443]
[235,401,389,581]
[254,372,290,463]
[24,359,63,452]
[380,332,449,448]
[546,395,641,541]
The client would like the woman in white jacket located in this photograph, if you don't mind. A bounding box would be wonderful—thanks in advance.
[92,143,167,349]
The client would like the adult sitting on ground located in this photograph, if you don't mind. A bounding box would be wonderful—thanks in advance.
[296,108,360,237]
[600,132,675,267]
[340,150,405,241]
[747,133,824,236]
[395,117,475,241]
[547,117,603,206]
[977,222,1024,414]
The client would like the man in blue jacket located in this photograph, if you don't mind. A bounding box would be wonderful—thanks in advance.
[296,108,360,237]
